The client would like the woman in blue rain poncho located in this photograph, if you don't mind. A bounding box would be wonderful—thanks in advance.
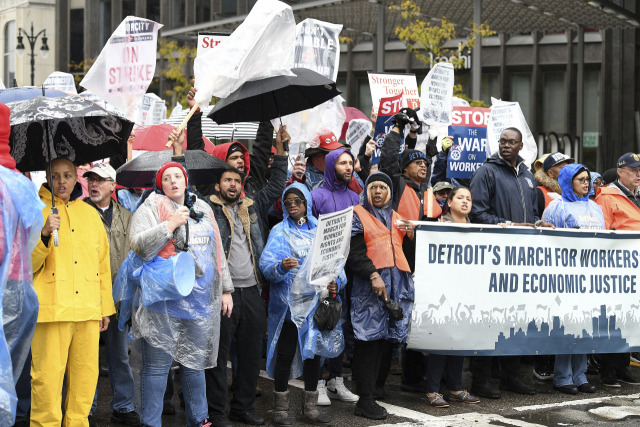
[348,171,415,421]
[259,182,345,426]
[543,163,603,395]
[114,152,233,427]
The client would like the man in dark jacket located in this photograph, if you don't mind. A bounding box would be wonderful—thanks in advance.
[469,127,552,399]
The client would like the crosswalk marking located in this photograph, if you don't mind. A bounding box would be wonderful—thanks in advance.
[513,392,640,412]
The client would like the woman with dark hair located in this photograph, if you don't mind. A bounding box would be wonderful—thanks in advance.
[347,171,415,420]
[114,131,233,427]
[425,186,480,407]
[259,183,345,426]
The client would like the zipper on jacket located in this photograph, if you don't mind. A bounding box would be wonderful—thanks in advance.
[512,166,528,223]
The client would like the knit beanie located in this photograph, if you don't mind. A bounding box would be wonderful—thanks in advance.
[400,149,427,173]
[155,161,188,190]
[0,103,16,171]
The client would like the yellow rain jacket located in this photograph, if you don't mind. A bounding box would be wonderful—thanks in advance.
[31,185,115,322]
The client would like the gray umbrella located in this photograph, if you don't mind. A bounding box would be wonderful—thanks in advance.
[115,149,232,188]
[207,68,341,125]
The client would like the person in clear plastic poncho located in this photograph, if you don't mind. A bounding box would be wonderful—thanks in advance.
[259,182,346,426]
[113,134,233,427]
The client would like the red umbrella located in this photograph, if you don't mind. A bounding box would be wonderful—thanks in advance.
[132,123,216,154]
[340,106,369,140]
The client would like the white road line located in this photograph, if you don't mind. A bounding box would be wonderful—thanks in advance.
[375,412,547,426]
[513,392,640,412]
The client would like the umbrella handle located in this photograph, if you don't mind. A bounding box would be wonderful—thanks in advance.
[51,207,59,247]
[166,102,201,147]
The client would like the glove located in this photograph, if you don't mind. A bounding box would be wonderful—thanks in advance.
[392,110,411,130]
[406,108,423,134]
[426,137,438,158]
[441,136,453,153]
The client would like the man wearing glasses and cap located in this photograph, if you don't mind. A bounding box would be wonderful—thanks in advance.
[82,163,139,426]
[594,152,640,388]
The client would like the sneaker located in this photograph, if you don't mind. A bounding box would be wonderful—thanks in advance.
[446,390,480,404]
[111,410,141,425]
[617,369,640,385]
[317,380,331,406]
[426,393,449,408]
[533,366,554,381]
[326,377,359,402]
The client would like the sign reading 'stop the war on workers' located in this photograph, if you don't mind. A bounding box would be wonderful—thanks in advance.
[447,106,491,179]
[80,16,162,120]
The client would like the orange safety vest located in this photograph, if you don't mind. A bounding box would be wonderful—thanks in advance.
[354,205,411,272]
[537,186,555,209]
[396,186,442,220]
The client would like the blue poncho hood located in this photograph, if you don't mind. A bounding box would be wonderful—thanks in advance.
[281,182,317,229]
[559,163,590,202]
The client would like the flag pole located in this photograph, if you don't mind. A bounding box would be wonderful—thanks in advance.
[166,102,200,147]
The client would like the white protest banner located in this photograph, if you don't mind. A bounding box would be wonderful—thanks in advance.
[487,98,537,168]
[368,72,419,113]
[446,106,491,179]
[134,93,167,125]
[294,18,342,82]
[307,207,353,286]
[193,0,295,105]
[80,16,162,121]
[196,32,229,57]
[420,62,454,125]
[346,119,372,155]
[43,71,77,94]
[409,223,640,355]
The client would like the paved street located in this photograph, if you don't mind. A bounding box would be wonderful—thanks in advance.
[91,355,640,426]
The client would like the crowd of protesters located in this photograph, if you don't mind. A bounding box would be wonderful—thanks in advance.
[2,89,640,427]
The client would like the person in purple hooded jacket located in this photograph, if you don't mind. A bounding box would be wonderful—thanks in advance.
[311,148,359,217]
[309,148,360,406]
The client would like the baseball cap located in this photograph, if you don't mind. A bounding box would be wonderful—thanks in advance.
[617,152,640,168]
[83,162,116,181]
[316,132,343,151]
[543,152,574,173]
[432,181,454,193]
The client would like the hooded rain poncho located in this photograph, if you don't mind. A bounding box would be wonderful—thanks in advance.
[259,183,346,380]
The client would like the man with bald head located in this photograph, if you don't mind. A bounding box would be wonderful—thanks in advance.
[30,157,115,427]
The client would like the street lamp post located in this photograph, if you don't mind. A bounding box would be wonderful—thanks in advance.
[16,22,49,86]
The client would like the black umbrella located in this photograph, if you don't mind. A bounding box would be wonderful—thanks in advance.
[8,95,133,172]
[7,95,133,246]
[207,68,341,125]
[115,150,232,188]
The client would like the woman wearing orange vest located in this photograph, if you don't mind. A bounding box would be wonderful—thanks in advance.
[347,172,415,421]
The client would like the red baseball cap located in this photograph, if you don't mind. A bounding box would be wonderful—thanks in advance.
[316,132,343,151]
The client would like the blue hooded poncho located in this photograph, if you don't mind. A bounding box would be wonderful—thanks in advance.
[0,167,43,425]
[350,172,415,342]
[259,182,346,380]
[542,163,605,230]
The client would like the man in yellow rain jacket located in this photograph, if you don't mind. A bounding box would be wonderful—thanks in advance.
[31,157,115,427]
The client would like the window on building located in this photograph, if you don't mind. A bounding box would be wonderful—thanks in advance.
[358,78,372,116]
[4,21,15,86]
[481,72,499,105]
[222,0,237,16]
[147,0,161,24]
[99,0,111,48]
[542,71,566,133]
[510,72,532,126]
[123,0,136,16]
[196,0,212,23]
[70,9,84,66]
[172,0,186,28]
[583,69,599,133]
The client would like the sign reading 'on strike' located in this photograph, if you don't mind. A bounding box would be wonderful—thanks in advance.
[446,106,491,179]
[408,223,640,356]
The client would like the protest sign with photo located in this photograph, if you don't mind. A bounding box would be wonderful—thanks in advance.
[420,62,454,125]
[80,16,162,120]
[372,93,403,165]
[196,32,229,56]
[345,119,372,155]
[409,223,640,356]
[487,98,537,167]
[294,18,342,81]
[134,93,167,125]
[307,207,353,286]
[368,72,419,113]
[446,106,491,179]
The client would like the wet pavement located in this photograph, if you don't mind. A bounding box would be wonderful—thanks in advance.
[90,357,640,426]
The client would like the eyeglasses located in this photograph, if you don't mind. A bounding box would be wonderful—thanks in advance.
[574,177,590,184]
[412,160,428,167]
[87,176,113,184]
[498,138,521,146]
[284,198,304,207]
[623,167,640,175]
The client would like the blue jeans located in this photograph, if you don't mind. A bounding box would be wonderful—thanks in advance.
[141,339,207,427]
[91,320,135,414]
[554,354,588,387]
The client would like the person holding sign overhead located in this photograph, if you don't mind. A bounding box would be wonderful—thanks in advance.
[347,172,415,420]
